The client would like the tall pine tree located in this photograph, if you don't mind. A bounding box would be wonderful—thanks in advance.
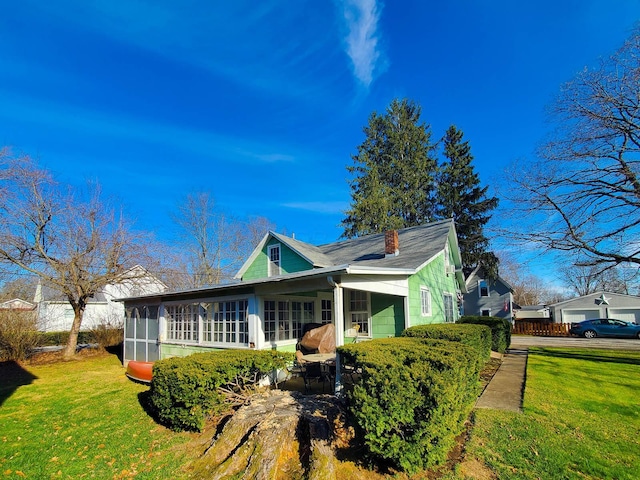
[435,125,499,275]
[342,98,438,238]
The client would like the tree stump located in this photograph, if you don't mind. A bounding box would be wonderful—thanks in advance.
[189,390,349,480]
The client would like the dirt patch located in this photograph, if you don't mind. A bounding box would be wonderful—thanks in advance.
[21,346,108,365]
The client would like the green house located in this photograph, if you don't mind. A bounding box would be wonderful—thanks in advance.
[122,219,466,363]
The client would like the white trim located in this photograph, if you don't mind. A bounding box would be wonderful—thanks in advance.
[234,232,271,279]
[268,243,282,277]
[443,292,455,322]
[346,289,372,338]
[420,286,432,316]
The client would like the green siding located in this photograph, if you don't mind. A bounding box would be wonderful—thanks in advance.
[407,246,459,326]
[242,237,313,280]
[160,344,224,359]
[371,293,405,338]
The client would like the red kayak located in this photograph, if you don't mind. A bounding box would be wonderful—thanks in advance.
[125,360,154,383]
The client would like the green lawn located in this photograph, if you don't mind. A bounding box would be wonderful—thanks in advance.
[2,347,639,479]
[465,347,640,480]
[0,353,199,479]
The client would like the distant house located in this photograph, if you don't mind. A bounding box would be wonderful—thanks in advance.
[0,298,37,311]
[34,265,166,332]
[463,267,514,320]
[549,291,640,324]
[120,219,466,364]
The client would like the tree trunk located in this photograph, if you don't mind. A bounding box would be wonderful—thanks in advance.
[62,307,84,360]
[189,390,350,480]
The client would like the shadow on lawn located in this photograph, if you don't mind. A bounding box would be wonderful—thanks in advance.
[0,361,38,407]
[531,348,640,365]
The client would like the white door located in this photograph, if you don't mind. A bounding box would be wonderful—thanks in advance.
[562,309,600,323]
[608,309,640,324]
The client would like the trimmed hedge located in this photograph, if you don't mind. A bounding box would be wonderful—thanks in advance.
[457,315,511,353]
[338,337,483,473]
[149,349,292,432]
[38,331,92,346]
[401,323,492,362]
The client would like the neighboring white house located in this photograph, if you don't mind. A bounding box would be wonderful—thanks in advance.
[34,265,166,332]
[0,298,37,311]
[549,291,640,324]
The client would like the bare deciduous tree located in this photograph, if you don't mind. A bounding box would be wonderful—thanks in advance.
[559,264,635,296]
[174,192,274,287]
[502,28,640,270]
[498,252,567,305]
[0,150,151,359]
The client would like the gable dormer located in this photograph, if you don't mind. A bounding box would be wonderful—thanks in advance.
[235,233,317,281]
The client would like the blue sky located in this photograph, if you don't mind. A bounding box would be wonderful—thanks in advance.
[1,0,639,254]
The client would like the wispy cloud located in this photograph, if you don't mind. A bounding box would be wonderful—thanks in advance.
[281,201,349,215]
[0,92,296,166]
[339,0,385,87]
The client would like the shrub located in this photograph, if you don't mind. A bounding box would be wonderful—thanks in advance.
[401,323,492,363]
[457,315,511,353]
[88,318,124,349]
[38,331,92,346]
[0,310,39,361]
[338,337,482,473]
[149,349,293,432]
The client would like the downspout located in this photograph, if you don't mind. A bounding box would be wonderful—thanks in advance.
[327,275,344,396]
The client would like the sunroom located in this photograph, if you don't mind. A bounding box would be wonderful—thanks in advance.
[122,267,411,365]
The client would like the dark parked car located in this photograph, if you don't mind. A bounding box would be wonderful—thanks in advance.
[569,318,640,339]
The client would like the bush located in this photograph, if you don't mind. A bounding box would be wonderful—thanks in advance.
[88,318,124,349]
[149,349,293,432]
[38,330,92,346]
[338,337,483,473]
[458,316,511,353]
[401,323,492,363]
[0,310,39,361]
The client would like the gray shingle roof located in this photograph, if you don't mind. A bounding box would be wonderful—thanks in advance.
[277,219,455,271]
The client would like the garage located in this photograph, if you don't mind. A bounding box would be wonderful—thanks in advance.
[608,308,640,324]
[561,309,600,323]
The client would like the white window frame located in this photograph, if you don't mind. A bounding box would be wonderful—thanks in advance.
[165,303,201,343]
[420,286,432,316]
[267,244,281,277]
[202,300,249,346]
[348,290,371,337]
[263,296,318,344]
[481,309,491,317]
[443,293,455,323]
[444,243,451,274]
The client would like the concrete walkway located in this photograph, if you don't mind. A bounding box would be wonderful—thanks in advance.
[475,348,528,413]
[475,335,640,412]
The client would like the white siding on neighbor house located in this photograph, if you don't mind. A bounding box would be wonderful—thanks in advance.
[561,309,601,323]
[607,308,640,324]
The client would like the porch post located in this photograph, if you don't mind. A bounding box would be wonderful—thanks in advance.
[404,296,410,330]
[333,282,345,396]
[247,295,262,349]
[333,284,345,347]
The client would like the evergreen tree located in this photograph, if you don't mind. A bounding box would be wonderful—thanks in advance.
[435,125,499,275]
[342,98,438,238]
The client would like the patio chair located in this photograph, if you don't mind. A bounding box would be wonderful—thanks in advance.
[302,361,331,393]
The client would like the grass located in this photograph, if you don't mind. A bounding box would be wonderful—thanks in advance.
[465,347,640,480]
[2,347,639,479]
[0,352,200,479]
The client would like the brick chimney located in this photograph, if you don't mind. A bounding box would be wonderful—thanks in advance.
[384,230,399,257]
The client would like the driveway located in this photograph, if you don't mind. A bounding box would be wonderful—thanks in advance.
[511,334,640,351]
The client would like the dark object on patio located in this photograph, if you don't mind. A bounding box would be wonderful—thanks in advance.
[302,361,332,393]
[298,323,336,354]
